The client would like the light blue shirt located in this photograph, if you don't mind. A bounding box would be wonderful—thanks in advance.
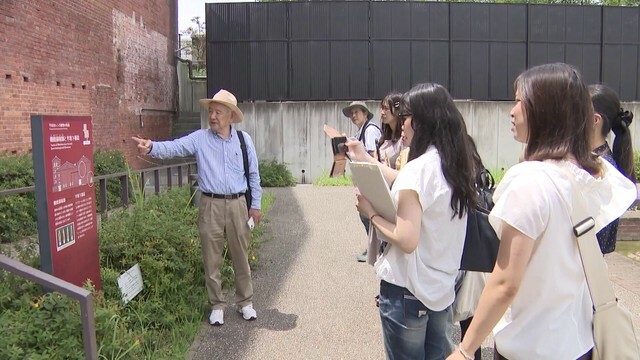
[149,127,262,209]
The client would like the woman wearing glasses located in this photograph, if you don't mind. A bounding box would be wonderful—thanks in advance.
[349,82,478,359]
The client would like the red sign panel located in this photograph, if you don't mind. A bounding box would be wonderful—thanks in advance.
[39,115,101,290]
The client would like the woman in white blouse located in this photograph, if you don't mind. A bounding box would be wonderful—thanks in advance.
[351,83,478,359]
[363,92,408,265]
[447,63,636,360]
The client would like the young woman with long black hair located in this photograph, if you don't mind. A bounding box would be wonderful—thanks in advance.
[350,82,478,359]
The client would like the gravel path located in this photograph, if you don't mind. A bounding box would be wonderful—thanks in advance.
[187,186,640,359]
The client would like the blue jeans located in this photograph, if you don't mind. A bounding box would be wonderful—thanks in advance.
[379,280,454,360]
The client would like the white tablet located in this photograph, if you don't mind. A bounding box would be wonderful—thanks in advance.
[350,162,397,222]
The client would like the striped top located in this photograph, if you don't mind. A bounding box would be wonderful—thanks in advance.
[149,128,262,209]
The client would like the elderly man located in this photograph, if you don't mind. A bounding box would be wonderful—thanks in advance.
[342,101,381,157]
[132,89,262,326]
[342,101,381,262]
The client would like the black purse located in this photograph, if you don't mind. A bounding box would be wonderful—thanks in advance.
[460,169,500,272]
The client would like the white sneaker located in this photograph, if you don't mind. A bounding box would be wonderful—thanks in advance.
[209,309,224,326]
[238,304,257,321]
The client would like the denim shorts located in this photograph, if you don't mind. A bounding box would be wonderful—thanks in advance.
[379,280,454,360]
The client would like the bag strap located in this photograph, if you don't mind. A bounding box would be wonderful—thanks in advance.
[236,130,252,206]
[557,167,617,309]
[358,120,381,144]
[478,168,495,191]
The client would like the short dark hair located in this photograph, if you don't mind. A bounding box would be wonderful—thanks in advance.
[400,83,477,218]
[516,63,600,175]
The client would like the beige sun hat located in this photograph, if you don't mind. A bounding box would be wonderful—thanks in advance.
[199,89,244,123]
[342,101,373,120]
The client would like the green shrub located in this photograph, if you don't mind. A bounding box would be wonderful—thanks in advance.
[0,150,129,243]
[0,292,85,360]
[0,154,33,189]
[99,187,205,338]
[259,160,296,187]
[0,186,275,358]
[313,174,353,186]
[0,279,144,360]
[0,154,36,243]
[488,167,507,185]
[634,151,640,183]
[93,150,129,211]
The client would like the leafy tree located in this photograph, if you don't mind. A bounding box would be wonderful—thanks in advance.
[180,16,206,74]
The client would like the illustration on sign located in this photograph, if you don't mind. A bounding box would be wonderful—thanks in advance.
[51,155,93,192]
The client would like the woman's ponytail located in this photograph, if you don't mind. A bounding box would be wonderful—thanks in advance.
[611,108,635,182]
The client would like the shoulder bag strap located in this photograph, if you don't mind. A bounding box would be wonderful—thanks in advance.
[557,168,617,309]
[236,130,252,208]
[358,120,370,143]
[360,120,382,155]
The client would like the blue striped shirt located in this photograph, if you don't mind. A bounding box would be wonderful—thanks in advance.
[149,128,262,209]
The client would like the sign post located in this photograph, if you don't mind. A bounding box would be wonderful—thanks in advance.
[31,115,101,290]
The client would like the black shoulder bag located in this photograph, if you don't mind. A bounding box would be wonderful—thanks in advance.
[460,168,500,272]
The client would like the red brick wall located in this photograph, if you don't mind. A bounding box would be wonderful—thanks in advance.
[0,0,178,168]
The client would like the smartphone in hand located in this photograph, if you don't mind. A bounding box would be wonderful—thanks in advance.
[331,136,348,155]
[247,217,255,231]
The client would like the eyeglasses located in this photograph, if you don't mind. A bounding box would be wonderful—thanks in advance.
[398,112,412,119]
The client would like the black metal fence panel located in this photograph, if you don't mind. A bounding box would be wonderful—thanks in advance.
[206,2,640,102]
[602,7,640,101]
[527,5,602,87]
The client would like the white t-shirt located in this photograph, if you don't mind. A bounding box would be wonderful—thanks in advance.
[375,146,467,311]
[489,160,636,359]
[355,121,381,152]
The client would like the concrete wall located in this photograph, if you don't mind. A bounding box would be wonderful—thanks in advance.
[228,101,527,183]
[177,61,207,113]
[190,77,640,183]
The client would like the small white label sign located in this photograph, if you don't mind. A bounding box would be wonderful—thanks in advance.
[117,264,144,304]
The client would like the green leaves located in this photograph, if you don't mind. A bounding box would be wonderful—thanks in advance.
[0,150,129,243]
[259,160,297,187]
[1,186,274,359]
[0,292,84,360]
[634,151,640,183]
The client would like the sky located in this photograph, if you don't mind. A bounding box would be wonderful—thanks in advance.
[178,0,253,35]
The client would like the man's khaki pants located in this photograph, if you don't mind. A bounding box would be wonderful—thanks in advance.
[198,195,253,310]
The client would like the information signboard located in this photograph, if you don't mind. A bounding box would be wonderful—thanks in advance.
[31,115,101,290]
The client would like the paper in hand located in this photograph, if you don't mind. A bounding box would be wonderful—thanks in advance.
[323,124,348,177]
[323,124,342,138]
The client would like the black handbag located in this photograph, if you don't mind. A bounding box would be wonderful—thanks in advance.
[460,168,500,272]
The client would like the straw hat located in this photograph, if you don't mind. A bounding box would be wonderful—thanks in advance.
[199,89,244,123]
[342,101,373,120]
